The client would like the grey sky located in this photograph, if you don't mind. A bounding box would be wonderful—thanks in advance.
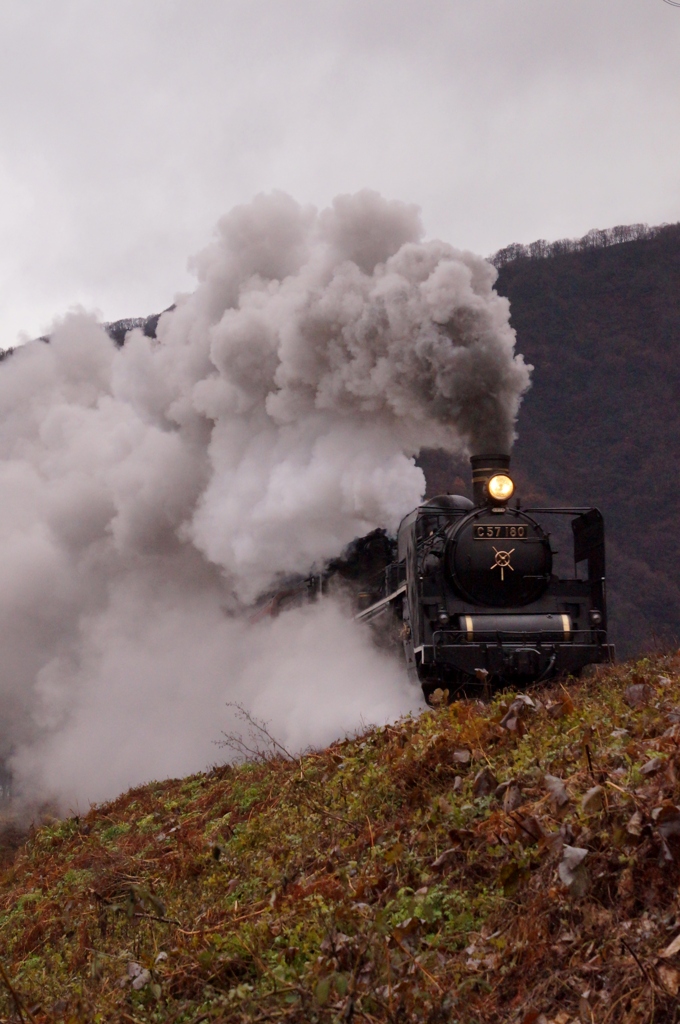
[1,0,678,345]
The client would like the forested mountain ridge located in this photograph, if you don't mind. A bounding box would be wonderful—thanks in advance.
[421,221,680,656]
[501,222,680,655]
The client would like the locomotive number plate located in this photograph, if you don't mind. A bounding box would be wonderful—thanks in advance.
[473,524,528,540]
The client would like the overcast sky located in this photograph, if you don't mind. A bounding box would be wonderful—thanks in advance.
[1,0,678,345]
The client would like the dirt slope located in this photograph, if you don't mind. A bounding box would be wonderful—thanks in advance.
[2,656,680,1023]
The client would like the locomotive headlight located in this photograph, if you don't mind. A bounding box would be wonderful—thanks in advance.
[487,473,515,502]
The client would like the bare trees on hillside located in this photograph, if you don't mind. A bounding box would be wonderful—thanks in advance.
[490,221,679,269]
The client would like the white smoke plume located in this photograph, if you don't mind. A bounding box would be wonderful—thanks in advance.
[0,190,530,811]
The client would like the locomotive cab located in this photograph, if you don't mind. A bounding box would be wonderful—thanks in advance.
[359,453,614,699]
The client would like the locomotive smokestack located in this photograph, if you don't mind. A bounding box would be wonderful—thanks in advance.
[471,453,511,506]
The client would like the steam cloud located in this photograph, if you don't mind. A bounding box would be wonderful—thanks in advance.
[0,190,530,811]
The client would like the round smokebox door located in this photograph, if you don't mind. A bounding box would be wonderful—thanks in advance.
[446,510,552,607]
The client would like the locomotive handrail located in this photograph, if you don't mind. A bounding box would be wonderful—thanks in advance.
[522,507,601,515]
[355,583,406,623]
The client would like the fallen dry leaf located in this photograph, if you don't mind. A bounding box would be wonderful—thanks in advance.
[392,917,420,941]
[500,695,535,732]
[581,785,604,814]
[514,814,544,844]
[660,931,680,959]
[625,683,652,707]
[430,848,460,871]
[617,868,634,900]
[656,804,680,840]
[558,845,589,894]
[658,964,679,996]
[503,782,524,813]
[472,767,498,798]
[452,749,471,765]
[546,694,574,718]
[545,774,570,809]
[626,810,643,836]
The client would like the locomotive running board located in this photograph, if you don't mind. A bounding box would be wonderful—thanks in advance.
[355,584,406,623]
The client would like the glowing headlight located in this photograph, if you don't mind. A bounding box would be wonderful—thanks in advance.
[487,474,515,502]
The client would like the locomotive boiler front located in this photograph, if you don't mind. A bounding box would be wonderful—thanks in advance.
[446,507,552,607]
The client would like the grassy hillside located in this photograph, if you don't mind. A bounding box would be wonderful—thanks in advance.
[2,656,680,1022]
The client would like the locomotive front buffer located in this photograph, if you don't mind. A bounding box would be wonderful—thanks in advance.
[357,454,614,699]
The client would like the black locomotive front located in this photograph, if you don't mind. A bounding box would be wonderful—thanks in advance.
[358,453,614,699]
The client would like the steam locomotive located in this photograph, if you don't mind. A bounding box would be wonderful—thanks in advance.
[356,454,614,700]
